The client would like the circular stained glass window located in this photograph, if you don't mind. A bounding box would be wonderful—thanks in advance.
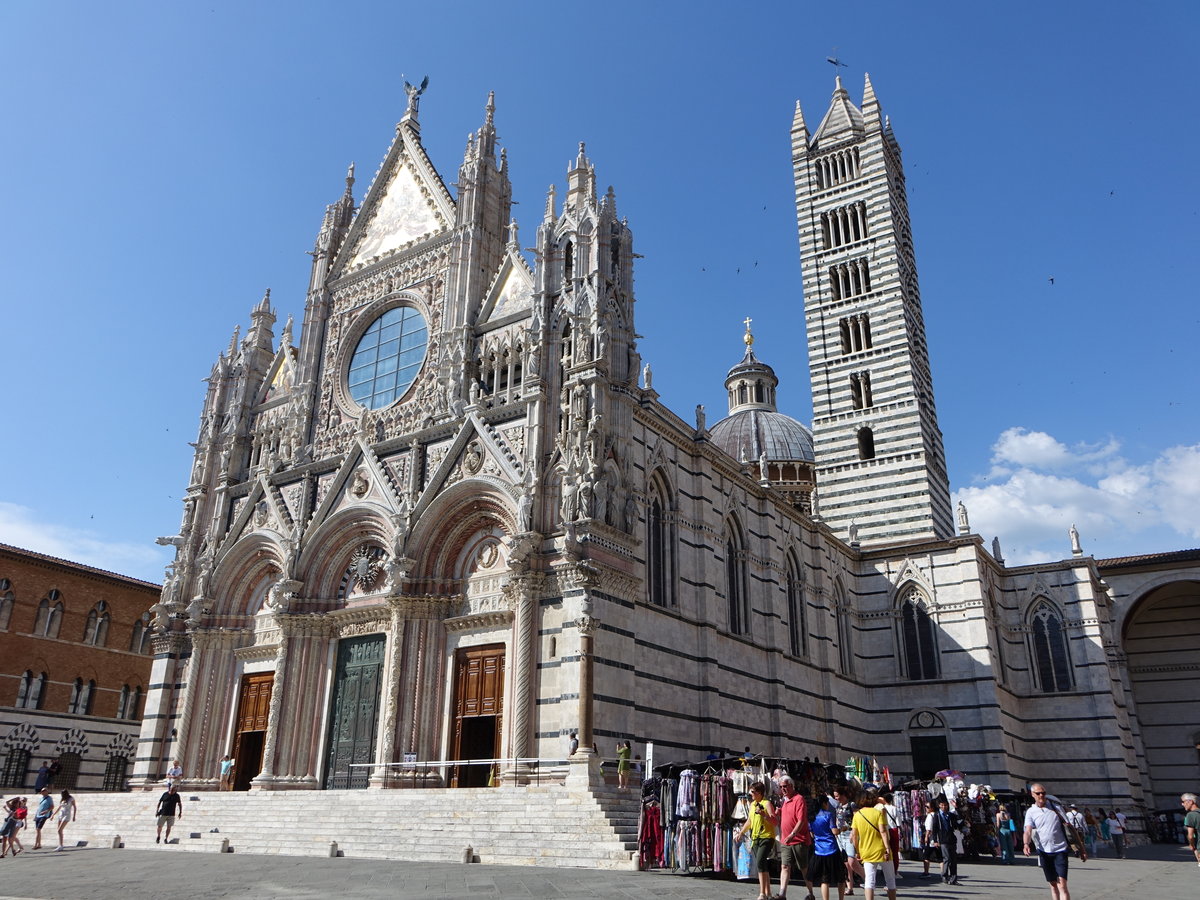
[347,306,429,409]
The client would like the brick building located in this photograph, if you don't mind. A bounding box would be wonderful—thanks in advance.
[0,542,158,791]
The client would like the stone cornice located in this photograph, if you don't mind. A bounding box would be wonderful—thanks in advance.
[444,609,514,633]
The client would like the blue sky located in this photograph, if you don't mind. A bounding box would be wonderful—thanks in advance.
[1,1,1197,584]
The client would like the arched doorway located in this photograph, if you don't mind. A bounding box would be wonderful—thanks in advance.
[1122,579,1200,808]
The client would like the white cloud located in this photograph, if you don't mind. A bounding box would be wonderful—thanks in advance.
[958,434,1200,565]
[0,501,166,584]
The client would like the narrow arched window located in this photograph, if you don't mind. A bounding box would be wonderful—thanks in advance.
[648,496,669,606]
[0,580,12,630]
[725,522,749,636]
[786,557,806,657]
[563,240,574,283]
[900,589,939,680]
[835,584,853,675]
[68,677,85,714]
[1031,603,1073,692]
[857,427,875,460]
[130,620,145,653]
[18,671,47,710]
[132,686,143,720]
[117,684,131,719]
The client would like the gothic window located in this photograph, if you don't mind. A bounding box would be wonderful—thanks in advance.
[857,427,876,460]
[785,554,806,657]
[839,314,872,354]
[15,670,46,709]
[850,372,873,410]
[821,202,868,249]
[0,579,11,630]
[132,686,143,719]
[563,240,574,284]
[102,755,129,792]
[347,305,429,410]
[1,748,30,788]
[117,684,131,719]
[828,260,872,302]
[34,592,64,638]
[55,752,81,790]
[725,520,749,636]
[835,584,854,676]
[130,619,150,654]
[68,677,94,715]
[900,589,939,680]
[83,601,110,646]
[815,148,861,190]
[1030,602,1073,692]
[647,478,676,607]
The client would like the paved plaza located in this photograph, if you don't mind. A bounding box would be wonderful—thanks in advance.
[0,842,1195,900]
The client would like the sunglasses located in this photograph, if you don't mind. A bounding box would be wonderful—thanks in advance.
[1032,791,1045,796]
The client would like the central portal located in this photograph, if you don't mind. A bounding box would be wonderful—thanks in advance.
[451,644,505,787]
[323,634,386,789]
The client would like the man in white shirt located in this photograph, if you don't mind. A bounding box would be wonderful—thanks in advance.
[1024,783,1084,900]
[1065,805,1086,835]
[165,759,183,787]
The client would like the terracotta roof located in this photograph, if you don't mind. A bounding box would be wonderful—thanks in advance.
[0,541,162,590]
[1096,547,1200,570]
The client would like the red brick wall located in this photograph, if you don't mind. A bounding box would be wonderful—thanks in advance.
[0,545,159,720]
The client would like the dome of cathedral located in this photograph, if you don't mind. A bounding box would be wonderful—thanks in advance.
[710,408,815,463]
[709,322,814,464]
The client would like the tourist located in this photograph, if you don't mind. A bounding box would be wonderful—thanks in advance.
[155,784,183,844]
[931,796,961,885]
[1081,808,1098,857]
[777,775,815,900]
[1065,805,1086,857]
[54,790,76,851]
[1182,793,1200,867]
[46,759,61,787]
[1105,808,1125,858]
[32,761,50,793]
[616,740,631,790]
[9,798,27,855]
[566,732,578,757]
[165,759,183,787]
[1023,783,1083,900]
[733,781,777,900]
[919,800,938,876]
[881,792,901,875]
[852,791,895,900]
[807,795,846,900]
[996,803,1015,864]
[32,788,54,849]
[0,797,19,857]
[832,784,864,894]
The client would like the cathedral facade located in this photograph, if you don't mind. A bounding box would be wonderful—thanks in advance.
[135,77,1197,820]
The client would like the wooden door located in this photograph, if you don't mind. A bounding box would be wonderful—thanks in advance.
[232,672,273,790]
[450,644,505,787]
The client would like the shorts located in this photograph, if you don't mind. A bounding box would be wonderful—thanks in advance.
[779,842,810,871]
[807,851,844,886]
[34,815,50,830]
[156,815,176,828]
[837,832,857,858]
[864,860,897,891]
[1039,850,1069,882]
[751,837,775,873]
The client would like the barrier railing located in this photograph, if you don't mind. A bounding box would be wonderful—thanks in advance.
[346,756,576,789]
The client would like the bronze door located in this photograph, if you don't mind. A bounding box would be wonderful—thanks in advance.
[323,634,386,789]
[450,644,505,787]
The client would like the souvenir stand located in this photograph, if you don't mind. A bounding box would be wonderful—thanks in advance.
[637,754,845,876]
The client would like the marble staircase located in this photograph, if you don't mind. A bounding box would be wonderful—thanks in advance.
[62,781,642,869]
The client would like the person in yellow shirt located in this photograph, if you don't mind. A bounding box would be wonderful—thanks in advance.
[735,781,778,900]
[852,791,896,900]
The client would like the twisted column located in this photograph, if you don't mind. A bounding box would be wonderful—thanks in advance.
[252,624,289,785]
[371,602,407,787]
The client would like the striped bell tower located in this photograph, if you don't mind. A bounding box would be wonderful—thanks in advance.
[792,74,953,544]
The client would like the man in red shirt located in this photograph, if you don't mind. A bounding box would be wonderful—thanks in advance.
[778,775,815,900]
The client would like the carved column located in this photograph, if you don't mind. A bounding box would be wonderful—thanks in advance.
[576,613,597,752]
[503,573,542,778]
[370,602,407,788]
[251,620,289,788]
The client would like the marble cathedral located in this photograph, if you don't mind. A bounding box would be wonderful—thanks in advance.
[136,77,1198,818]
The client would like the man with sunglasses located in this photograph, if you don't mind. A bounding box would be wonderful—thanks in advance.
[1023,784,1083,900]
